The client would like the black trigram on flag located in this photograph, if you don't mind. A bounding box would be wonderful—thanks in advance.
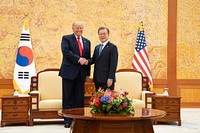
[18,72,29,79]
[20,33,30,41]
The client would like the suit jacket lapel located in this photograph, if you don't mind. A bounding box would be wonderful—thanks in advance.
[71,34,80,55]
[95,44,101,61]
[82,37,87,56]
[98,42,110,59]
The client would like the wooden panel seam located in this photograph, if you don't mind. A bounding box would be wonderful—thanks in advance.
[0,79,13,84]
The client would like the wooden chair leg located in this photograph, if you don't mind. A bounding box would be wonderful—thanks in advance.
[29,117,33,126]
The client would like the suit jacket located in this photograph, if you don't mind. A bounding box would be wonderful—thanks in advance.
[89,41,118,83]
[59,34,91,81]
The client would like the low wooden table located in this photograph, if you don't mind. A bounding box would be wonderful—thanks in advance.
[58,107,166,133]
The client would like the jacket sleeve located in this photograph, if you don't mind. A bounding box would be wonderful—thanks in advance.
[61,36,80,64]
[88,46,98,65]
[108,45,118,79]
[86,40,91,76]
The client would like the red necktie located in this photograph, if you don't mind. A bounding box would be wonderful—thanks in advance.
[77,36,83,56]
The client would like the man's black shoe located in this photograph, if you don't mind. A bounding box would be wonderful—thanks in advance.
[64,123,71,128]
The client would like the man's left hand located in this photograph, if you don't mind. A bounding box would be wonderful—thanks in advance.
[107,79,113,87]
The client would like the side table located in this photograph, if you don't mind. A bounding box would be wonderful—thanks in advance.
[152,95,181,126]
[0,95,30,127]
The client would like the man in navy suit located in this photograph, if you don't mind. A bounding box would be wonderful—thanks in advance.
[88,26,118,91]
[59,21,90,128]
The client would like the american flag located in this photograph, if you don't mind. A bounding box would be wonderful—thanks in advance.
[131,24,153,87]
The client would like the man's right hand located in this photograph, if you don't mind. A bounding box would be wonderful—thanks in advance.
[79,58,88,65]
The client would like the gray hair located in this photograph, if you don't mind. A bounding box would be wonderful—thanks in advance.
[72,21,84,27]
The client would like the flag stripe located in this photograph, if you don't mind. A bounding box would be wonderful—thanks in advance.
[138,51,150,72]
[142,48,151,71]
[20,39,30,41]
[20,36,30,38]
[133,54,149,81]
[21,33,30,35]
[134,50,152,84]
[20,33,30,41]
[139,50,152,81]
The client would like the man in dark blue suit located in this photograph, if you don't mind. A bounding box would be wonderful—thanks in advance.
[88,27,118,91]
[59,21,91,128]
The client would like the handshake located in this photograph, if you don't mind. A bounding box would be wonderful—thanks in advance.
[79,57,89,65]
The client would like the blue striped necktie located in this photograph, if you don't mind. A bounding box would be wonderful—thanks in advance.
[99,44,103,56]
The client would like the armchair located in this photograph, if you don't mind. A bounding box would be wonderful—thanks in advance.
[29,68,95,126]
[29,68,62,126]
[115,69,152,108]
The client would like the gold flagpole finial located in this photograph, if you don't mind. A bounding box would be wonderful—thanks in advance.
[24,13,28,17]
[23,12,31,30]
[139,21,143,31]
[24,19,30,30]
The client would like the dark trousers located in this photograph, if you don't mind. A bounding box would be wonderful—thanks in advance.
[94,82,115,92]
[62,74,84,124]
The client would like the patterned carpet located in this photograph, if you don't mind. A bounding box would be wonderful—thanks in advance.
[0,108,200,133]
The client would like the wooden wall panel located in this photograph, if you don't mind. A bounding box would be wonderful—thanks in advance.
[178,79,200,107]
[0,88,13,109]
[168,0,177,96]
[0,79,13,89]
[0,79,13,109]
[180,88,200,102]
[152,79,168,94]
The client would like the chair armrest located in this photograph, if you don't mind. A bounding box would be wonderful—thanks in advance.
[142,91,155,108]
[29,91,40,110]
[141,91,153,101]
[29,90,40,94]
[29,91,40,101]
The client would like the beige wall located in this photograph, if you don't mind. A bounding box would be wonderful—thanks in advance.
[0,0,168,79]
[177,0,200,79]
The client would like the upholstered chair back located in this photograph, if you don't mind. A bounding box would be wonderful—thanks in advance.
[115,70,142,99]
[38,71,62,100]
